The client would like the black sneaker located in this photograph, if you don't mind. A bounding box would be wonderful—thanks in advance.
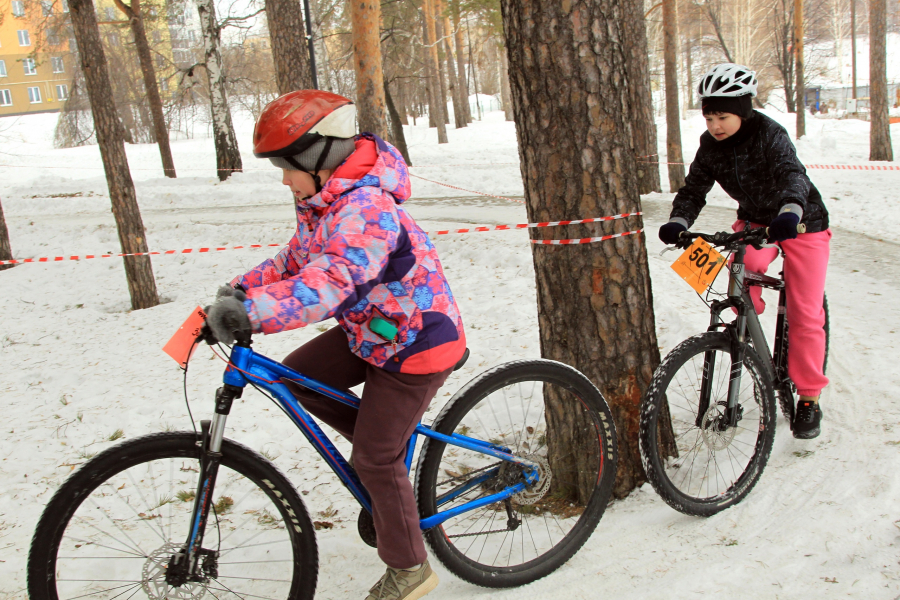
[793,400,822,439]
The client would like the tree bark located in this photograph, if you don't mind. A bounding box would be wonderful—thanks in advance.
[422,0,448,142]
[452,0,471,123]
[68,0,159,309]
[433,0,451,126]
[443,13,466,129]
[851,0,857,100]
[111,0,176,178]
[868,0,893,161]
[794,0,805,138]
[350,0,388,138]
[265,0,314,94]
[663,0,685,192]
[685,23,694,111]
[196,0,242,181]
[501,0,661,498]
[499,39,513,122]
[0,197,14,272]
[384,76,412,164]
[621,0,662,193]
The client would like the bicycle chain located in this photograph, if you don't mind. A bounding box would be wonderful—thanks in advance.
[449,526,517,539]
[436,461,503,488]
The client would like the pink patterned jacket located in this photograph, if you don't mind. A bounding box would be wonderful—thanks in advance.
[233,134,466,374]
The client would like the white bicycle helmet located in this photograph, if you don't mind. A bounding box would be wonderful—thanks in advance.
[698,63,758,98]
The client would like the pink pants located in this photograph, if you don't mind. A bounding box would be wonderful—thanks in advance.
[732,220,831,397]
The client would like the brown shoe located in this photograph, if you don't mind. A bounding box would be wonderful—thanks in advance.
[365,560,439,600]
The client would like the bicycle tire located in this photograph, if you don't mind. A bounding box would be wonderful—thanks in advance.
[28,432,318,600]
[415,360,617,588]
[779,293,830,420]
[640,332,776,517]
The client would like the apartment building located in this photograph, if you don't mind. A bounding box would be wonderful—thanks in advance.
[0,0,73,117]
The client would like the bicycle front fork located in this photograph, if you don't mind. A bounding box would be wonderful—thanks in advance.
[697,302,747,429]
[166,384,241,586]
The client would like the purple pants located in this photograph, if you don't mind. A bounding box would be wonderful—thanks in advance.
[281,326,452,569]
[732,220,831,397]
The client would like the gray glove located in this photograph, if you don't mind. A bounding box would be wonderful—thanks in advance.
[206,285,252,345]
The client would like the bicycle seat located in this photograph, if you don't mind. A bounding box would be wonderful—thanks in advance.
[453,348,470,372]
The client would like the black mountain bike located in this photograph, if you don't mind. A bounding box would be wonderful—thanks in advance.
[639,226,829,516]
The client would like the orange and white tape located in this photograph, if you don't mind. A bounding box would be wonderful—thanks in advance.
[531,229,643,245]
[0,213,643,265]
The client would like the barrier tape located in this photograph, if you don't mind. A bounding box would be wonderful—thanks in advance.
[0,212,642,265]
[408,173,525,203]
[639,159,900,171]
[531,229,643,245]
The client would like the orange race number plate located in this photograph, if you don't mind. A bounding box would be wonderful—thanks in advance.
[163,306,207,368]
[671,238,726,294]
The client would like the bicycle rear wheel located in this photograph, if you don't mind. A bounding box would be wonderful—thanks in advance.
[639,332,776,517]
[415,360,617,588]
[28,432,318,600]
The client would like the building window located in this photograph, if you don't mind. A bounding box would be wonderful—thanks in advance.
[47,30,61,45]
[28,86,42,103]
[56,84,68,100]
[105,7,115,19]
[41,1,53,16]
[23,58,37,75]
[152,30,161,42]
[148,6,157,16]
[18,30,32,46]
[108,32,120,47]
[0,60,6,78]
[12,1,25,17]
[51,56,65,73]
[155,54,165,69]
[159,78,168,92]
[62,0,69,12]
[0,90,11,106]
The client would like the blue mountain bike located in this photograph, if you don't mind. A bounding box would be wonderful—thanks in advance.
[28,331,617,599]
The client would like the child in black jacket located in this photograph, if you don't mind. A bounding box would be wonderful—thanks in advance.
[659,63,831,439]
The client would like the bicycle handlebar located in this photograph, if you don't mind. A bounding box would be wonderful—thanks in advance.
[674,223,807,249]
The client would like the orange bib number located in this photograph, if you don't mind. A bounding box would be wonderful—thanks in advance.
[671,238,726,294]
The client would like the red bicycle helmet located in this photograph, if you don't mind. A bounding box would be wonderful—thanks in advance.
[253,90,356,159]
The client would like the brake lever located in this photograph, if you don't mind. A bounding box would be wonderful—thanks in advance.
[659,246,678,257]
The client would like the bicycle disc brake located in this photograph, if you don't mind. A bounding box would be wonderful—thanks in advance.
[144,542,208,600]
[700,403,739,452]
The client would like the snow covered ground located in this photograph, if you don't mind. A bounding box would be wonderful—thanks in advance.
[1,109,899,599]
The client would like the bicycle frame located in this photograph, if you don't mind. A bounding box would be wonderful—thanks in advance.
[697,243,790,427]
[175,340,540,577]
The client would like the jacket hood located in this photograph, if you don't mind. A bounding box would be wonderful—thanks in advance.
[301,133,411,214]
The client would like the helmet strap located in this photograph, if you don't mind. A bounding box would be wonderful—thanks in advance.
[282,137,335,195]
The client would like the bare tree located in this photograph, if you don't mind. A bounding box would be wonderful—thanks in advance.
[423,0,448,142]
[795,0,806,137]
[451,0,472,123]
[351,0,388,137]
[664,0,685,191]
[869,0,893,160]
[111,0,177,178]
[68,0,159,309]
[502,0,662,497]
[196,0,242,180]
[771,0,796,112]
[265,0,315,94]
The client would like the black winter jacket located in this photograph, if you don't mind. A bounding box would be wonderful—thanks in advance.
[670,111,829,233]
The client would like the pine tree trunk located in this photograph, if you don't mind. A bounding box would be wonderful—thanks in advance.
[452,0,471,123]
[499,41,513,122]
[868,0,893,161]
[384,76,412,164]
[0,197,14,272]
[69,0,159,309]
[196,0,242,181]
[794,0,805,138]
[112,0,176,178]
[265,0,314,94]
[663,0,685,192]
[501,0,661,498]
[685,24,695,111]
[433,0,451,126]
[422,0,448,142]
[621,0,661,194]
[350,0,388,138]
[443,14,466,129]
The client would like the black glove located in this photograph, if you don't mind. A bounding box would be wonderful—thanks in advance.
[767,212,801,242]
[205,285,252,345]
[659,221,687,245]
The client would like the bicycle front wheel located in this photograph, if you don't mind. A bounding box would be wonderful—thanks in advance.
[28,432,318,600]
[640,332,776,517]
[415,360,617,588]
